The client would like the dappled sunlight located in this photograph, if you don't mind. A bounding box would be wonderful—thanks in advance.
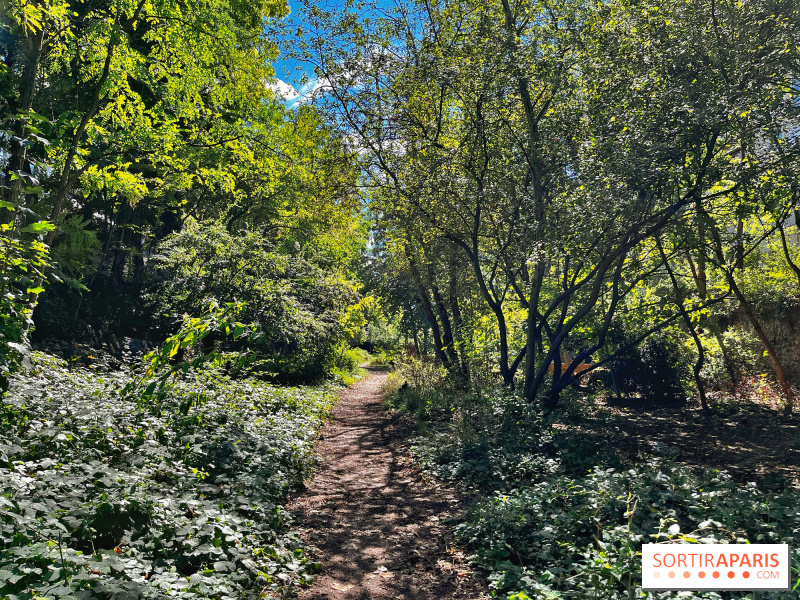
[577,400,800,487]
[288,370,487,599]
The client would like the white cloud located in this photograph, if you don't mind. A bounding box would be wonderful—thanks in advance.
[293,78,332,105]
[263,77,333,107]
[265,79,300,101]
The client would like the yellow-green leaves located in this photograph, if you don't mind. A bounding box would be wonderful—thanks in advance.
[4,0,71,34]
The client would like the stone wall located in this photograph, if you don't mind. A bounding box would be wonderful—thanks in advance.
[730,301,800,386]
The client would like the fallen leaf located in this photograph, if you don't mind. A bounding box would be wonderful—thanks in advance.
[331,581,354,591]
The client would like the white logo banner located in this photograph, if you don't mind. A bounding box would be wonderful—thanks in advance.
[641,544,791,591]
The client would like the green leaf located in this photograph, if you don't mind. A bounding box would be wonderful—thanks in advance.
[20,221,56,233]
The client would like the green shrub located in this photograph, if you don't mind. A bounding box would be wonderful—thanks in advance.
[146,221,358,383]
[405,386,800,599]
[368,348,396,366]
[334,344,369,371]
[0,213,53,393]
[381,371,405,398]
[327,345,368,385]
[607,328,692,402]
[700,326,763,389]
[408,389,619,491]
[383,356,452,420]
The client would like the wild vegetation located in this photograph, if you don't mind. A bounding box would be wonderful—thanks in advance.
[1,353,337,599]
[2,0,800,598]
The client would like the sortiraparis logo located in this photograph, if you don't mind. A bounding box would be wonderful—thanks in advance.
[642,544,791,591]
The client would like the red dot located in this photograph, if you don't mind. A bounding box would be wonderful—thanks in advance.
[728,571,735,579]
[743,571,750,579]
[683,571,691,578]
[699,571,706,578]
[712,571,720,578]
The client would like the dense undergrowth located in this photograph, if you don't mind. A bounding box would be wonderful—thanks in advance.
[0,352,348,600]
[385,369,800,600]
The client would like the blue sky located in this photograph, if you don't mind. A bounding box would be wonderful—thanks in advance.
[268,0,397,107]
[268,0,344,107]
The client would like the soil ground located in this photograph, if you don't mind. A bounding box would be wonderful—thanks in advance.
[286,370,488,600]
[567,390,800,488]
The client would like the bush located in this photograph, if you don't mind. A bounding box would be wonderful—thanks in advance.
[328,345,369,385]
[457,460,800,599]
[382,371,405,398]
[410,390,618,491]
[404,384,800,599]
[0,213,53,393]
[146,221,358,383]
[382,356,450,420]
[0,353,337,599]
[368,348,396,366]
[700,326,763,389]
[607,329,691,403]
[333,344,369,372]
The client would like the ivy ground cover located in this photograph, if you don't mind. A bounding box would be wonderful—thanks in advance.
[0,353,337,599]
[409,391,800,600]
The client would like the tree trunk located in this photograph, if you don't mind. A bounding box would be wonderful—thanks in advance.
[46,37,116,245]
[4,27,44,225]
[460,246,514,385]
[426,261,460,369]
[709,317,739,391]
[523,260,547,400]
[690,205,708,300]
[727,275,794,413]
[658,238,711,414]
[777,221,800,291]
[407,250,449,367]
[702,208,795,413]
[735,218,744,271]
[448,259,469,381]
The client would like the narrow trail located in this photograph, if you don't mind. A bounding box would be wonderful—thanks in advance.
[287,370,488,600]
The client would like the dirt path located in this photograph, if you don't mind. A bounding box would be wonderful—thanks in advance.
[287,370,488,600]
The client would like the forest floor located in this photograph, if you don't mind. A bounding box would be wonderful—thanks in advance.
[568,392,800,488]
[287,369,489,600]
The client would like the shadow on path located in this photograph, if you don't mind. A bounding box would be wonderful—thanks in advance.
[287,370,487,599]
